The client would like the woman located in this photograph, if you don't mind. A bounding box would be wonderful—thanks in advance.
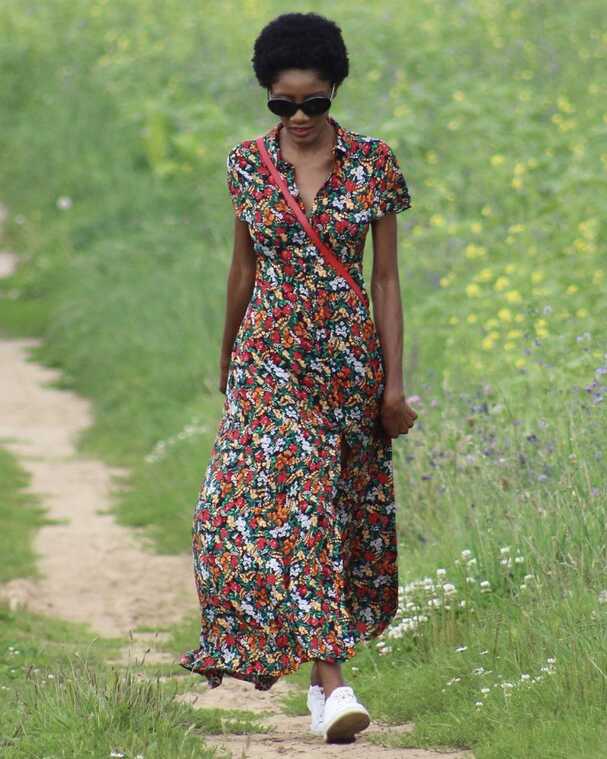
[180,11,418,743]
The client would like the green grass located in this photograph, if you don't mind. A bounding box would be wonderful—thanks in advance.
[0,448,49,583]
[1,0,606,756]
[0,602,271,758]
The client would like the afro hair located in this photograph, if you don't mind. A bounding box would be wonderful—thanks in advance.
[252,12,349,90]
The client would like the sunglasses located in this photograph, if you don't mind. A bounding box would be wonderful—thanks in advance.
[266,83,336,118]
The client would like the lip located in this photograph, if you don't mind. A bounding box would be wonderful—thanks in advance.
[290,126,313,135]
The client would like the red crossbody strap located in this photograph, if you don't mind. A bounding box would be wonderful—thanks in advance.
[255,135,367,307]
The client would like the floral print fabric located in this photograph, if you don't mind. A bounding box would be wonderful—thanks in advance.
[179,115,412,690]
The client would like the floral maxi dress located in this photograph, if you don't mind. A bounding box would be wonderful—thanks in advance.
[180,115,412,690]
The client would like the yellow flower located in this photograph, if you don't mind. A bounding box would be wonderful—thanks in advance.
[505,290,523,303]
[507,329,522,339]
[439,276,450,288]
[431,214,445,226]
[466,283,481,297]
[448,315,459,325]
[467,313,478,323]
[476,268,493,282]
[491,154,505,166]
[470,222,482,234]
[504,341,515,351]
[576,308,588,318]
[515,358,526,368]
[494,276,510,291]
[505,263,517,273]
[514,313,525,322]
[531,271,544,283]
[498,308,512,322]
[481,336,495,350]
[485,318,499,329]
[566,284,578,294]
[465,243,487,259]
[508,223,525,234]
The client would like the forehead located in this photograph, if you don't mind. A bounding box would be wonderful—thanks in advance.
[270,69,331,96]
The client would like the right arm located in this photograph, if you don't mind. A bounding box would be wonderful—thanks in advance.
[219,216,256,394]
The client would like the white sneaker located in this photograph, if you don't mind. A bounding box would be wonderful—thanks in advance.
[322,685,370,742]
[306,684,325,735]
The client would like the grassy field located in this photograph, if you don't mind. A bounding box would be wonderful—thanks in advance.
[1,0,606,756]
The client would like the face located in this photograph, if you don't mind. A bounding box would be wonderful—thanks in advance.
[268,68,336,142]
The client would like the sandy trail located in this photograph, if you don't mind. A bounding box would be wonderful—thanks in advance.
[175,678,473,758]
[0,204,195,636]
[0,338,195,635]
[0,202,474,758]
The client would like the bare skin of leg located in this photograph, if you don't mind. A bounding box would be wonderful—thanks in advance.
[311,659,346,698]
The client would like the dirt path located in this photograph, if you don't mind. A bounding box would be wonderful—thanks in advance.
[175,678,473,758]
[0,202,474,758]
[0,204,194,635]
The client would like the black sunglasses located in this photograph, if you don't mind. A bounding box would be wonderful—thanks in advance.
[267,84,336,118]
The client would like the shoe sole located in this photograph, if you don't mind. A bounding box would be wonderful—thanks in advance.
[324,707,370,742]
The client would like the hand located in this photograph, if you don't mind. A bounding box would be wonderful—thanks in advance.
[380,388,418,438]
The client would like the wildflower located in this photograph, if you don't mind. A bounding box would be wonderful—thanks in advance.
[436,568,447,577]
[461,549,473,560]
[56,195,72,210]
[455,645,468,653]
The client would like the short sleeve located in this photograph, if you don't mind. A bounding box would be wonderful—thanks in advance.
[226,143,255,224]
[370,141,412,220]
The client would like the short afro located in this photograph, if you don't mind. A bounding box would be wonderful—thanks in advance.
[252,12,349,90]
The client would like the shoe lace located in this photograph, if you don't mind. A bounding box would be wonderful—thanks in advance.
[330,687,355,703]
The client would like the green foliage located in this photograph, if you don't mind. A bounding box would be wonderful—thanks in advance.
[0,449,49,583]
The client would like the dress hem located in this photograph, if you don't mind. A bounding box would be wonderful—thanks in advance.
[178,613,395,691]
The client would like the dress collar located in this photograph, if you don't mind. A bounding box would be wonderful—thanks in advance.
[265,115,350,168]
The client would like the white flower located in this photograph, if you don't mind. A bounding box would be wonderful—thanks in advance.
[455,645,467,652]
[56,195,72,210]
[436,568,447,577]
[461,549,473,560]
[500,546,510,555]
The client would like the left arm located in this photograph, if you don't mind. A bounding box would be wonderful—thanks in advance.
[370,212,404,395]
[370,213,417,437]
